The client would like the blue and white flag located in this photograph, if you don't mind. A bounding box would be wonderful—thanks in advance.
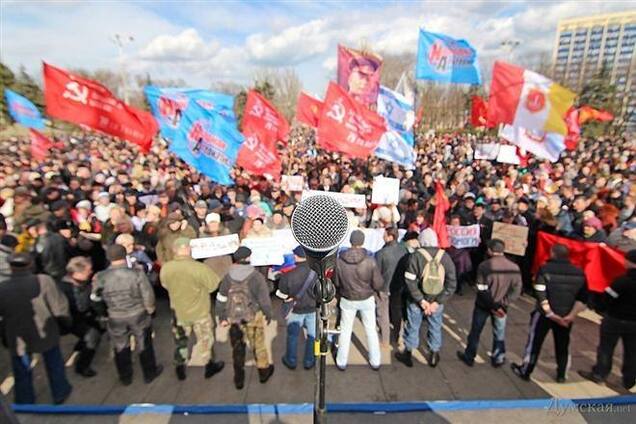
[144,86,235,141]
[171,102,244,186]
[415,29,481,85]
[374,86,416,169]
[4,88,45,129]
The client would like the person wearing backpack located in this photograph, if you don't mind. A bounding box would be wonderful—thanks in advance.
[395,228,456,368]
[457,239,522,368]
[160,237,225,381]
[216,246,274,390]
[276,246,318,370]
[334,230,384,371]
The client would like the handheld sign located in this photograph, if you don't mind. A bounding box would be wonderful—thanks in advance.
[190,234,240,259]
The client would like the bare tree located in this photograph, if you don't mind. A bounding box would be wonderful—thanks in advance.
[251,68,303,121]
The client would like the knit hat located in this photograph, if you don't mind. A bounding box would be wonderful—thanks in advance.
[205,212,221,224]
[418,228,439,248]
[194,200,208,209]
[106,244,127,262]
[166,212,181,225]
[350,230,365,246]
[402,231,420,242]
[8,253,33,268]
[293,245,306,258]
[583,217,603,230]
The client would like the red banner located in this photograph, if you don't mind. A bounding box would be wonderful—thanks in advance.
[241,90,289,146]
[317,82,386,159]
[236,129,281,179]
[29,129,54,161]
[578,105,614,124]
[43,63,157,152]
[564,107,581,150]
[433,181,450,248]
[532,231,626,293]
[295,92,323,128]
[337,45,383,107]
[470,95,489,127]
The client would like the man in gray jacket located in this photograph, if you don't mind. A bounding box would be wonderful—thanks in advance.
[334,230,384,370]
[0,253,72,404]
[92,244,162,386]
[395,228,457,368]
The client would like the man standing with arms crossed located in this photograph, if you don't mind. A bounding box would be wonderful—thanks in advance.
[160,237,225,381]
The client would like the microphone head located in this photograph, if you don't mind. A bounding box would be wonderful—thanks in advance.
[291,194,349,253]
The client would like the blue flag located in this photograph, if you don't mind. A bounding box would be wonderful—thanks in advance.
[415,29,481,85]
[374,86,416,169]
[170,101,244,186]
[144,86,235,141]
[4,88,45,129]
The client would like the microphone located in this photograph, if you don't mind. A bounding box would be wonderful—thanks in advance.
[291,194,349,303]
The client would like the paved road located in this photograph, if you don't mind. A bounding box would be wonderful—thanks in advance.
[2,288,633,422]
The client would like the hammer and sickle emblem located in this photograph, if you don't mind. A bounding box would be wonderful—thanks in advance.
[326,100,345,124]
[63,81,89,105]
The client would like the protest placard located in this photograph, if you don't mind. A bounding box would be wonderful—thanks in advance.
[474,143,500,160]
[189,234,240,259]
[496,144,520,164]
[371,176,400,205]
[241,229,298,266]
[281,175,304,192]
[301,190,366,209]
[446,224,481,249]
[492,222,529,256]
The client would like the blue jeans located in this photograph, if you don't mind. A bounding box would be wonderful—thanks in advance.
[11,346,72,404]
[336,297,381,368]
[284,312,316,369]
[464,306,507,364]
[404,301,444,353]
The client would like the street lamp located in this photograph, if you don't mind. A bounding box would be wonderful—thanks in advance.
[500,40,521,62]
[110,34,134,103]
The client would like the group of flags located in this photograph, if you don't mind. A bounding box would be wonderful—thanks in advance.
[3,26,615,183]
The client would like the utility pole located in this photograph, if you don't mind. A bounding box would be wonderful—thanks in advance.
[500,40,521,62]
[111,34,134,103]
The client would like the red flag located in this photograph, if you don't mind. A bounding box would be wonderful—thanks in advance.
[564,107,581,150]
[317,82,386,159]
[470,95,489,127]
[295,92,323,128]
[578,105,614,124]
[432,181,450,249]
[337,45,383,107]
[415,105,424,127]
[532,231,626,293]
[236,130,282,179]
[29,129,54,161]
[241,90,289,145]
[515,146,529,167]
[43,63,158,153]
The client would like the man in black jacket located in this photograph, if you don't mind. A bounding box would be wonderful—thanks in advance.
[512,243,588,383]
[334,230,384,370]
[276,246,318,370]
[395,228,457,368]
[217,247,274,389]
[579,249,636,390]
[457,239,522,367]
[34,220,68,283]
[0,253,72,404]
[375,227,408,346]
[60,256,102,378]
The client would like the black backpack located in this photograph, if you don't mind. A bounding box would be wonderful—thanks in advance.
[226,273,256,324]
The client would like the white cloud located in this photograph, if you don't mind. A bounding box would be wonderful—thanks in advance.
[139,28,219,62]
[246,19,330,66]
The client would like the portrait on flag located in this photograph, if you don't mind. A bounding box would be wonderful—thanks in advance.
[145,86,235,141]
[4,88,45,129]
[171,101,244,186]
[337,45,383,107]
[415,29,481,84]
[44,63,158,152]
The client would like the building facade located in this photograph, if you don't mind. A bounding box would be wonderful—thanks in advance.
[552,11,636,131]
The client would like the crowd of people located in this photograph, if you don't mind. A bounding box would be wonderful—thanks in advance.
[0,127,635,404]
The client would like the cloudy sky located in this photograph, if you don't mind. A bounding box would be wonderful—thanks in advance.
[1,1,633,95]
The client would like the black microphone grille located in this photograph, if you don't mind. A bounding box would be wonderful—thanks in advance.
[291,194,349,252]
